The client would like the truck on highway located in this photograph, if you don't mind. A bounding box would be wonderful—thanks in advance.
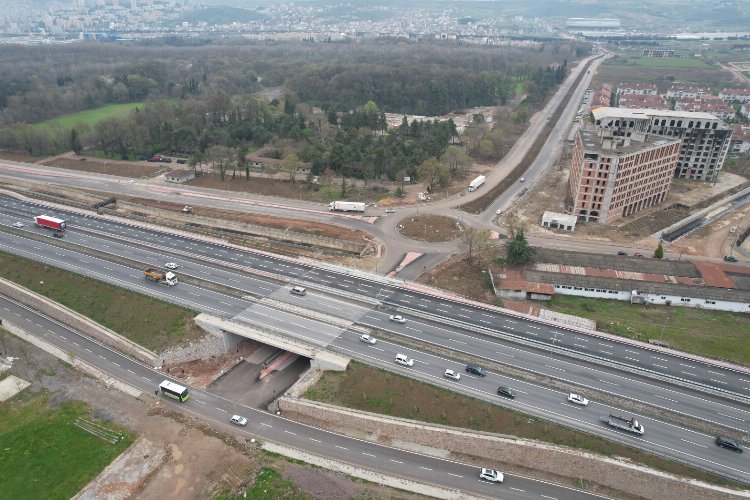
[601,414,644,435]
[144,268,177,286]
[468,175,486,192]
[328,201,366,213]
[34,215,67,231]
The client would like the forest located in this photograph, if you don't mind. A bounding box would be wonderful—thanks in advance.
[0,38,588,184]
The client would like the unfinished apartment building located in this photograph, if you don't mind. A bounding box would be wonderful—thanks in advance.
[591,107,732,182]
[569,127,681,224]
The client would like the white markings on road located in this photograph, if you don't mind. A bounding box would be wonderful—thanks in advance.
[525,331,538,336]
[541,495,558,500]
[681,438,707,448]
[600,351,613,355]
[509,487,526,493]
[625,349,640,354]
[447,473,462,478]
[142,376,151,382]
[436,308,449,313]
[653,364,668,369]
[717,412,745,422]
[71,341,79,346]
[708,370,726,377]
[335,445,348,450]
[710,379,728,385]
[599,379,620,386]
[544,365,565,372]
[420,466,432,471]
[308,438,321,442]
[127,369,135,374]
[625,357,639,362]
[573,343,587,348]
[112,362,120,367]
[391,459,404,464]
[479,319,491,324]
[217,408,228,413]
[195,400,206,405]
[362,453,376,457]
[448,339,467,345]
[506,320,517,324]
[679,363,694,368]
[85,348,92,353]
[654,394,679,403]
[284,430,296,435]
[680,371,696,376]
[98,355,106,360]
[260,422,272,427]
[495,352,514,358]
[414,359,430,365]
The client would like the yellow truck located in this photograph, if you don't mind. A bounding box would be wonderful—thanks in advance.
[144,268,177,286]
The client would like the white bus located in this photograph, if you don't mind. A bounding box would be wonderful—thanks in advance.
[159,380,189,402]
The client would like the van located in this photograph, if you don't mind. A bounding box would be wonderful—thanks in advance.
[395,353,414,367]
[290,286,306,296]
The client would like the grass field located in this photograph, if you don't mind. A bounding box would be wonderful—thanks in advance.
[305,363,737,487]
[603,55,714,69]
[545,295,750,366]
[0,251,200,351]
[34,102,146,133]
[0,393,134,500]
[596,53,735,88]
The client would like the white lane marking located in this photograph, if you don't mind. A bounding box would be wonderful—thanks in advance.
[98,355,106,360]
[112,362,120,367]
[285,430,296,435]
[448,473,462,478]
[541,496,558,500]
[308,438,321,442]
[652,356,670,362]
[217,408,228,413]
[544,365,565,372]
[509,487,526,493]
[127,369,135,374]
[495,352,514,358]
[391,459,404,464]
[710,379,728,385]
[195,400,206,405]
[654,394,679,403]
[448,339,467,345]
[600,350,613,355]
[260,423,272,427]
[335,445,348,450]
[625,357,639,362]
[717,412,746,422]
[708,370,726,377]
[625,349,640,354]
[420,466,432,471]
[653,364,668,369]
[362,452,376,457]
[414,359,430,365]
[142,376,151,382]
[599,379,620,386]
[681,438,708,448]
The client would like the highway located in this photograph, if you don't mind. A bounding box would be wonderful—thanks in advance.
[0,295,601,500]
[1,199,749,484]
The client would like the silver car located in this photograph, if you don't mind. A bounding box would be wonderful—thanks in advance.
[444,369,461,381]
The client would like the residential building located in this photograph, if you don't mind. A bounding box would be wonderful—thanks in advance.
[591,83,612,108]
[541,211,577,231]
[742,103,750,119]
[618,94,669,110]
[665,85,708,100]
[248,155,312,175]
[675,97,736,121]
[616,83,658,96]
[729,125,750,156]
[719,88,750,104]
[568,127,680,224]
[592,107,733,182]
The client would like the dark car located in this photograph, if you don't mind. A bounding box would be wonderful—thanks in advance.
[52,232,63,238]
[724,255,738,263]
[465,364,486,377]
[176,158,187,164]
[716,436,743,453]
[617,251,628,256]
[497,386,515,399]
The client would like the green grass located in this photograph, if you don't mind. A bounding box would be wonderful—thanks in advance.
[0,251,200,351]
[34,103,146,133]
[246,467,312,500]
[603,55,714,69]
[305,362,740,488]
[545,295,750,365]
[0,394,134,500]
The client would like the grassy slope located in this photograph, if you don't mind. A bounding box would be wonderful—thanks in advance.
[305,363,737,487]
[33,102,146,132]
[0,394,134,500]
[0,251,199,351]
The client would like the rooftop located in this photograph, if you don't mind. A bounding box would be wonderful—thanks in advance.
[592,106,720,122]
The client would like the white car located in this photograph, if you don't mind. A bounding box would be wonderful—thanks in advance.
[360,334,377,344]
[230,415,248,426]
[567,393,589,406]
[385,208,396,213]
[165,262,179,269]
[395,354,414,367]
[12,222,24,228]
[389,315,406,324]
[495,209,502,215]
[479,468,503,483]
[444,369,461,381]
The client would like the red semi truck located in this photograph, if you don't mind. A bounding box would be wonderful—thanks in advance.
[34,215,67,231]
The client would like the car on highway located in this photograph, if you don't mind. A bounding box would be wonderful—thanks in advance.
[497,386,515,399]
[634,253,645,258]
[385,208,395,213]
[444,369,461,380]
[716,435,743,453]
[479,468,503,483]
[389,314,406,324]
[724,255,738,263]
[519,177,525,182]
[567,393,589,406]
[230,415,248,426]
[465,364,486,377]
[360,334,377,344]
[617,250,627,256]
[12,222,23,228]
[395,353,414,367]
[165,262,179,269]
[290,286,307,296]
[127,179,135,184]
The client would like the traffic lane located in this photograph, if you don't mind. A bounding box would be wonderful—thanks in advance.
[358,311,750,428]
[331,333,750,482]
[232,302,345,347]
[385,287,750,397]
[0,298,599,500]
[0,233,247,318]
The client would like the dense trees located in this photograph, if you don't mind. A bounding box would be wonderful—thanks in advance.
[0,38,586,185]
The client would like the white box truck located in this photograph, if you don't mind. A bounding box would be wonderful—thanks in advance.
[468,175,486,192]
[328,201,366,213]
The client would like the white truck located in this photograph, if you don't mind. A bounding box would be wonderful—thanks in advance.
[601,414,644,435]
[144,268,177,286]
[468,175,486,192]
[328,201,366,213]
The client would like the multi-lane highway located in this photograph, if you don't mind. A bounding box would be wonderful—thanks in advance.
[0,295,603,500]
[1,196,749,484]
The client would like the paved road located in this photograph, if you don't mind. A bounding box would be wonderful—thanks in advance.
[2,200,750,483]
[0,295,605,500]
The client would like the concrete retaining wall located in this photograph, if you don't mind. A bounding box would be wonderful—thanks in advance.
[278,397,747,500]
[0,278,157,366]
